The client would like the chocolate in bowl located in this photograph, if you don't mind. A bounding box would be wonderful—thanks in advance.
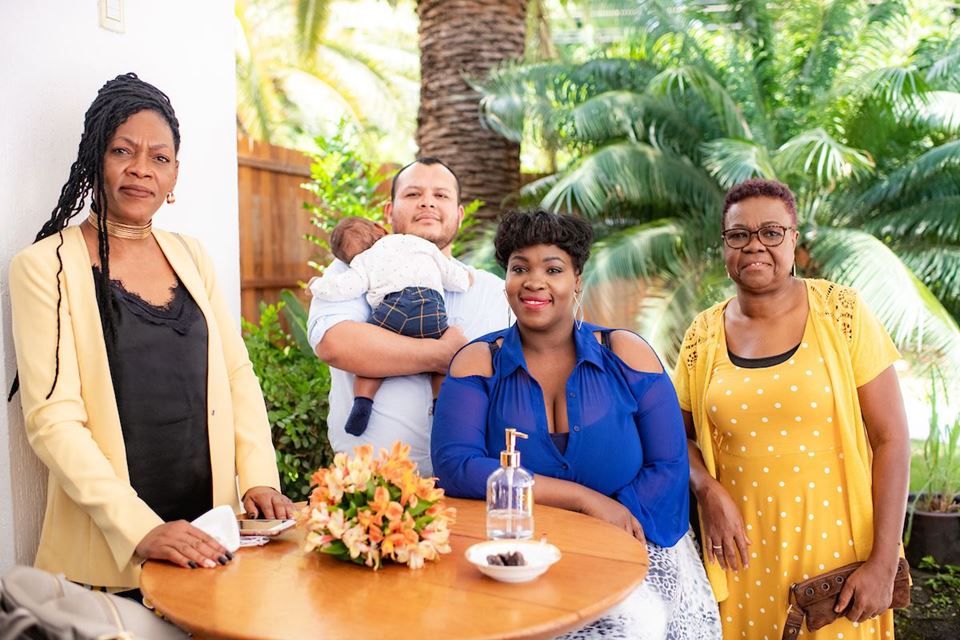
[486,551,526,566]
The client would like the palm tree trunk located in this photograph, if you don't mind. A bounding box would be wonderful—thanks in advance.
[417,0,527,219]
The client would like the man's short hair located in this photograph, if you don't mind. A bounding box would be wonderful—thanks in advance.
[390,157,462,204]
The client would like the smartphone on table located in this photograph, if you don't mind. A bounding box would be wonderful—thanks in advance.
[238,519,296,536]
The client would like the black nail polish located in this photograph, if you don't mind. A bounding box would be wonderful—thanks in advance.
[188,561,198,569]
[218,555,228,565]
[226,551,235,560]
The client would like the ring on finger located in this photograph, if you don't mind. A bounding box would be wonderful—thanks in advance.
[711,544,723,550]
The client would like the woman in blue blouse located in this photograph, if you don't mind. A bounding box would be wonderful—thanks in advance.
[432,210,720,639]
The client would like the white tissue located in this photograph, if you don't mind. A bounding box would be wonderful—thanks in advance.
[191,505,241,553]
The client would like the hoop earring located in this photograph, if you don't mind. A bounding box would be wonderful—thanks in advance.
[792,263,797,277]
[574,292,584,331]
[504,289,513,327]
[166,192,176,204]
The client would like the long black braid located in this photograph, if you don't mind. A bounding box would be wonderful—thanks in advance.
[8,73,180,402]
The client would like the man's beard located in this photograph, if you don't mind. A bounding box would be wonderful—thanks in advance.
[408,225,457,253]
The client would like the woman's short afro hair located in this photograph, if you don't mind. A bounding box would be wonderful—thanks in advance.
[494,209,593,273]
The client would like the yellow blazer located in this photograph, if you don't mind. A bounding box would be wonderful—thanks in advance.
[9,225,280,588]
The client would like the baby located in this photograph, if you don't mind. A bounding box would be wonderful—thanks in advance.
[309,217,471,436]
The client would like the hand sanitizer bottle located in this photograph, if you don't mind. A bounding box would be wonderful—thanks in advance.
[486,428,535,540]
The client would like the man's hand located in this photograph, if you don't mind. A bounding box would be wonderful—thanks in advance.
[242,486,297,520]
[431,325,468,373]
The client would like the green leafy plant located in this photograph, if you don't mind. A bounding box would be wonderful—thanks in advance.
[917,556,960,609]
[912,369,960,513]
[301,121,387,274]
[905,368,960,544]
[242,297,334,500]
[449,199,485,259]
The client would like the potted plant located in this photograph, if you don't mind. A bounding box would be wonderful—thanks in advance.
[904,370,960,566]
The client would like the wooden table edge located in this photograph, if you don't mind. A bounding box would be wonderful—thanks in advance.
[141,499,650,640]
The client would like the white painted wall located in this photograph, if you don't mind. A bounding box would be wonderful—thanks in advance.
[0,1,240,573]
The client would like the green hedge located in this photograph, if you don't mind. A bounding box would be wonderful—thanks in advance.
[242,295,334,500]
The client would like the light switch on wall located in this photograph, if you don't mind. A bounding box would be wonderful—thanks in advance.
[99,0,124,33]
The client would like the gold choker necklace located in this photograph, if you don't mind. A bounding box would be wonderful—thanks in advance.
[86,212,152,240]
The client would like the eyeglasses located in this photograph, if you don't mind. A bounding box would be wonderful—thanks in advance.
[721,224,795,249]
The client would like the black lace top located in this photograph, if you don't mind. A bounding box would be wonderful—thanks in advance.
[93,268,212,523]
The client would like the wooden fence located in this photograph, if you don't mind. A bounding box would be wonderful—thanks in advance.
[237,136,322,323]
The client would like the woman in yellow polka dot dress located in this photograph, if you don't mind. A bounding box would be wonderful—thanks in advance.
[673,179,910,639]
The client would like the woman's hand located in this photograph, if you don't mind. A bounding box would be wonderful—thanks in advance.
[698,479,751,570]
[835,557,898,622]
[242,486,297,519]
[135,521,231,569]
[577,491,646,543]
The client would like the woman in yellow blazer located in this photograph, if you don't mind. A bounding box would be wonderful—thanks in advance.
[8,73,293,591]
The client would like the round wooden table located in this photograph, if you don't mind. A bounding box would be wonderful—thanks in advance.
[141,498,649,639]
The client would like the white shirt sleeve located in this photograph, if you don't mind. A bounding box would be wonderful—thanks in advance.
[306,261,372,350]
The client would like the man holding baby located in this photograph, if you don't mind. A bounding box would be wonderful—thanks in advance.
[307,157,510,474]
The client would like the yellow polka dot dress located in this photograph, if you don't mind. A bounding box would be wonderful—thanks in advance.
[705,318,895,639]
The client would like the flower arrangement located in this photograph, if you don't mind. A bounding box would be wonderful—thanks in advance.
[300,442,456,569]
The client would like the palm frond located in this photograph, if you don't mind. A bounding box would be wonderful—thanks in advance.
[581,219,687,289]
[283,65,365,128]
[775,128,874,187]
[321,40,413,105]
[540,142,723,218]
[479,91,556,145]
[631,265,731,368]
[646,65,752,139]
[860,64,930,108]
[855,139,960,209]
[563,90,707,149]
[898,247,960,321]
[295,0,331,63]
[793,0,862,100]
[924,33,960,85]
[861,195,960,244]
[518,172,561,205]
[702,138,777,189]
[235,3,284,141]
[808,227,960,376]
[475,58,664,144]
[904,90,960,134]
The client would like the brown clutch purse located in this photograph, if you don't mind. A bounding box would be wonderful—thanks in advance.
[781,557,910,639]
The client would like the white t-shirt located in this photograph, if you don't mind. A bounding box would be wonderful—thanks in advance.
[308,260,511,475]
[308,234,470,309]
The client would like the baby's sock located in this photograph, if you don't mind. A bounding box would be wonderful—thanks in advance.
[345,396,374,436]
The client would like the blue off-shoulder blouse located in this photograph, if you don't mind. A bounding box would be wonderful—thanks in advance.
[431,321,690,547]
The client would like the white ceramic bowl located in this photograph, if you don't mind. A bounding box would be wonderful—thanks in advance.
[465,540,562,583]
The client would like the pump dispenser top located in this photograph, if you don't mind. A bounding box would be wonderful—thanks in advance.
[501,428,527,468]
